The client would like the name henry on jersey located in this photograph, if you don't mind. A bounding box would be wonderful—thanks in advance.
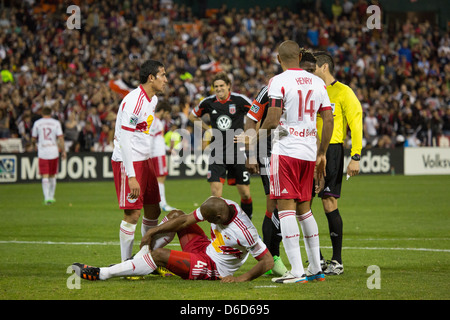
[295,76,312,85]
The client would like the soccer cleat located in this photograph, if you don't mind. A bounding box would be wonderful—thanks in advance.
[72,263,100,281]
[320,259,328,272]
[160,204,177,212]
[324,260,344,275]
[306,259,328,272]
[271,270,308,284]
[124,276,146,280]
[153,266,175,277]
[306,271,325,282]
[271,255,288,276]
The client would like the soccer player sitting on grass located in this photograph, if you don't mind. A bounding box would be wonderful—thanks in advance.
[73,197,274,283]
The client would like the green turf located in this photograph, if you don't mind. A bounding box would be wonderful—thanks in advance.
[0,175,449,300]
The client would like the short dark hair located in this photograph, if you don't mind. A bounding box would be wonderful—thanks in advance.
[155,100,172,113]
[314,51,335,74]
[42,107,52,116]
[299,48,317,72]
[139,60,164,84]
[212,72,231,86]
[300,48,317,64]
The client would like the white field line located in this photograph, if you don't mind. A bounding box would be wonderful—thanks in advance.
[0,240,449,253]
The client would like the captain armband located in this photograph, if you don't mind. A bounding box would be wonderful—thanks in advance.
[269,98,284,109]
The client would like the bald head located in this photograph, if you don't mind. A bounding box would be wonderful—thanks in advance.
[278,40,301,65]
[200,197,231,224]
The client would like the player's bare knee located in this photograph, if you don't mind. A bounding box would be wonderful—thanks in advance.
[124,210,141,224]
[166,209,186,220]
[322,196,338,213]
[151,248,170,266]
[143,203,161,220]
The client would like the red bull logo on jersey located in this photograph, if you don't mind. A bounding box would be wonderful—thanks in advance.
[135,115,154,134]
[289,128,316,137]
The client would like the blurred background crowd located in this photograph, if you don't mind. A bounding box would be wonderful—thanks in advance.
[0,0,449,154]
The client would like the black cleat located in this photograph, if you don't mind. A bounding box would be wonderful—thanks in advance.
[72,262,100,281]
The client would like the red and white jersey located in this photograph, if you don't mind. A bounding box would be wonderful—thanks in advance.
[149,117,166,158]
[268,69,332,161]
[112,85,158,162]
[31,117,63,159]
[193,198,268,277]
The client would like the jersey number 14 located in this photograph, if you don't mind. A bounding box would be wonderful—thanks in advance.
[298,89,315,121]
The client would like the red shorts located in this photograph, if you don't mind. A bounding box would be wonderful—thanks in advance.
[166,224,221,280]
[151,155,168,177]
[112,159,160,210]
[39,158,59,176]
[269,154,315,202]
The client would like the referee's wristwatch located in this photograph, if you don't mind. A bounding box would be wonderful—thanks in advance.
[351,154,361,161]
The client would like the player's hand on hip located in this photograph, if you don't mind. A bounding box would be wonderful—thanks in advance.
[128,177,141,199]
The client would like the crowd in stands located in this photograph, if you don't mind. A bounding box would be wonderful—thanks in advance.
[0,0,449,154]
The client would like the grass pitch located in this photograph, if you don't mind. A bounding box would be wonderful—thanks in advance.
[0,174,449,301]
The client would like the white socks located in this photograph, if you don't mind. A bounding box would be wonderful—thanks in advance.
[120,216,173,261]
[297,211,321,274]
[119,221,136,262]
[158,182,167,206]
[42,177,57,202]
[279,210,304,277]
[141,217,158,240]
[42,178,50,201]
[48,177,56,200]
[279,210,322,276]
[151,216,176,250]
[100,245,157,280]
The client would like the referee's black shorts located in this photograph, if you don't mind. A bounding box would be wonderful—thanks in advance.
[315,143,344,199]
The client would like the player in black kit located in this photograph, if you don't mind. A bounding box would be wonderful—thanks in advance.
[189,72,254,219]
[242,84,287,276]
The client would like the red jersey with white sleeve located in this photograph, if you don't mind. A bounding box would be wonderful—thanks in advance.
[112,85,157,177]
[31,117,63,159]
[268,68,332,161]
[149,117,166,158]
[193,199,268,277]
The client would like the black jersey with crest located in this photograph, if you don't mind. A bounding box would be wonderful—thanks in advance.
[192,92,252,157]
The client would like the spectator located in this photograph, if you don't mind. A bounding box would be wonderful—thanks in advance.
[0,0,447,154]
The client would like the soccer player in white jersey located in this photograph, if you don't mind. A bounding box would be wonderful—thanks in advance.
[31,107,66,205]
[111,59,168,262]
[260,41,334,283]
[149,101,176,211]
[72,197,274,282]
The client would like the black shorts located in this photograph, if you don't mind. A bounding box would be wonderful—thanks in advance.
[207,163,250,185]
[314,143,344,199]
